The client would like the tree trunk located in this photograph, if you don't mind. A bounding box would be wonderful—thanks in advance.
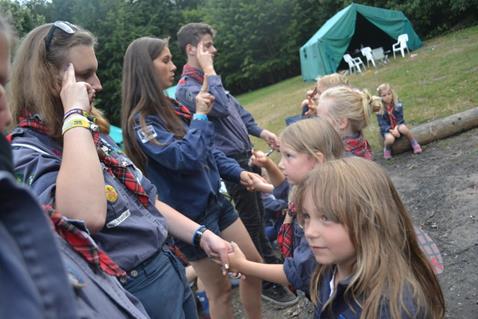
[387,107,478,154]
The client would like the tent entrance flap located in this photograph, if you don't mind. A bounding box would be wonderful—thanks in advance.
[337,13,395,71]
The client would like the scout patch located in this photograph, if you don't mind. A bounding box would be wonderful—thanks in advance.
[138,125,157,144]
[105,185,118,203]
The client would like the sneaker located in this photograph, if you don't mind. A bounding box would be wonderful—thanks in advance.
[195,291,210,318]
[383,148,392,160]
[261,283,299,307]
[412,143,422,154]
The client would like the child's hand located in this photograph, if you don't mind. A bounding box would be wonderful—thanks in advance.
[227,241,246,272]
[241,171,274,193]
[249,150,269,168]
[390,127,400,138]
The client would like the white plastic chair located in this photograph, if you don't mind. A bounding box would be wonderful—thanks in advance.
[372,47,388,64]
[392,34,409,58]
[360,47,376,68]
[343,54,365,73]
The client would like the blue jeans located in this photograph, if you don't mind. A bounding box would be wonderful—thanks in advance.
[123,249,198,319]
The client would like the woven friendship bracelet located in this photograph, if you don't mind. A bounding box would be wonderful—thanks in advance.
[62,114,98,135]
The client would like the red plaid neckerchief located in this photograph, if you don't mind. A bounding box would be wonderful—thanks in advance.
[170,98,192,122]
[43,205,126,277]
[386,103,397,129]
[99,151,149,207]
[343,133,373,160]
[277,202,297,258]
[17,113,149,208]
[180,64,204,85]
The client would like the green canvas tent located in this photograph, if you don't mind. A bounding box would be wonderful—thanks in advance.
[300,3,422,81]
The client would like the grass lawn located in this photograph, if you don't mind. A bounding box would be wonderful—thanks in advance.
[238,25,478,155]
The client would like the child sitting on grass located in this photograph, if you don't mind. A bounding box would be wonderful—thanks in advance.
[376,83,422,159]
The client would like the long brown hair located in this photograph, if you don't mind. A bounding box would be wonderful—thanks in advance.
[121,37,186,172]
[294,157,445,319]
[9,23,108,141]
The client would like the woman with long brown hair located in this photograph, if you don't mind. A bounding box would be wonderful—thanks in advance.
[121,37,263,319]
[9,22,232,319]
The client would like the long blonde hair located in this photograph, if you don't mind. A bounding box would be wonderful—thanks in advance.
[294,157,445,319]
[320,86,381,133]
[377,83,399,115]
[9,23,108,141]
[280,117,344,161]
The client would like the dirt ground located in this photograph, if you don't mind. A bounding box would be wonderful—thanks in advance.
[232,128,478,318]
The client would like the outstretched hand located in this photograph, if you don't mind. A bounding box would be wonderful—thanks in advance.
[249,149,269,168]
[200,230,233,275]
[225,241,247,280]
[260,129,280,150]
[60,63,93,114]
[240,171,273,193]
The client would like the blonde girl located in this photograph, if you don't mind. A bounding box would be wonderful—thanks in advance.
[300,73,349,118]
[247,118,344,297]
[228,157,445,318]
[317,85,382,160]
[377,83,422,159]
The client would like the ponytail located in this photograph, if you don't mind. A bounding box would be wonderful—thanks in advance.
[320,86,375,133]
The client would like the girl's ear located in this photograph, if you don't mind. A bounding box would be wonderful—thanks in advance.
[314,151,325,164]
[337,117,349,131]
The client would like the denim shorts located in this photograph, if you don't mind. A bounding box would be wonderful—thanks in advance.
[176,193,238,261]
[122,248,197,319]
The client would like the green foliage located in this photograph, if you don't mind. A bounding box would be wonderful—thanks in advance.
[1,0,477,125]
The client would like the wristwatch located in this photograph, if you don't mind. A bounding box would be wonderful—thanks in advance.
[192,225,208,248]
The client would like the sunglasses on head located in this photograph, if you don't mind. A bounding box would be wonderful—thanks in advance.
[44,21,77,52]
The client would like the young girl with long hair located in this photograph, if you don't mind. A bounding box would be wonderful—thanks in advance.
[316,85,382,160]
[228,157,446,318]
[121,37,262,319]
[9,22,232,319]
[249,118,344,297]
[376,83,422,159]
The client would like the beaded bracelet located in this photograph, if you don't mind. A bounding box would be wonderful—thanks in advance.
[64,108,90,121]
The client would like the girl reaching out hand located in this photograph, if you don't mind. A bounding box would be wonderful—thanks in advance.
[228,157,445,319]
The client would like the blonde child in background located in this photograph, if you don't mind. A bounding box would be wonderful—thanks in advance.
[227,157,445,319]
[316,85,382,160]
[376,83,422,159]
[300,73,349,118]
